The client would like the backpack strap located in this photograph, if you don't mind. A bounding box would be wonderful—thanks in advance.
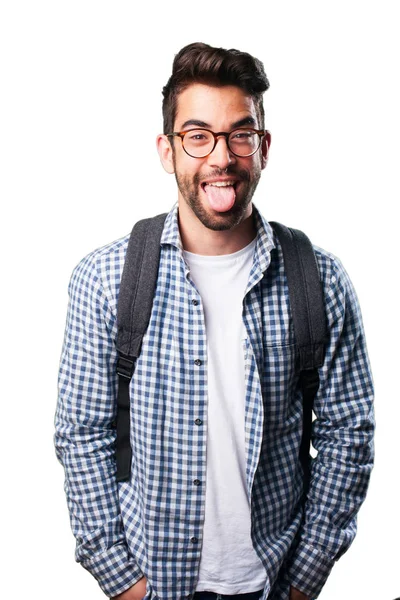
[270,222,327,494]
[115,212,168,482]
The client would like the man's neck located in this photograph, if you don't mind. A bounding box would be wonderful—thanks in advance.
[177,201,257,256]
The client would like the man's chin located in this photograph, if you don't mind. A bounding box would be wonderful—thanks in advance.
[189,196,251,231]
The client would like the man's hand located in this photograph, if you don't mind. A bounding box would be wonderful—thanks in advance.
[289,586,310,600]
[112,576,147,600]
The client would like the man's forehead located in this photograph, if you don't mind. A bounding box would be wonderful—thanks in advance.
[174,82,257,130]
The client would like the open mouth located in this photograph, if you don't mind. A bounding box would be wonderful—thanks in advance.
[201,180,239,192]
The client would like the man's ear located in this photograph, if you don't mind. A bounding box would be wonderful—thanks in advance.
[261,130,271,170]
[157,134,175,174]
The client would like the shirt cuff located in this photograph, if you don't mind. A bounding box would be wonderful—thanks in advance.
[286,542,335,599]
[81,542,143,598]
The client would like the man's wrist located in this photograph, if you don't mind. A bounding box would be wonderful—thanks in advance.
[290,585,310,600]
[111,576,147,600]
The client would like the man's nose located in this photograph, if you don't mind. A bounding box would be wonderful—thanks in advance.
[206,135,236,169]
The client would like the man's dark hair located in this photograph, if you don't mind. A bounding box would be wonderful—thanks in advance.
[162,42,270,135]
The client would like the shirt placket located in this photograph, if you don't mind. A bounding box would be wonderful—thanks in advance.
[242,264,268,502]
[180,257,209,596]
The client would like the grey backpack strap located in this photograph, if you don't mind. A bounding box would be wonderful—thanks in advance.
[115,213,168,482]
[270,222,327,494]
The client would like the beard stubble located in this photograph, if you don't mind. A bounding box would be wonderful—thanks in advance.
[173,155,262,231]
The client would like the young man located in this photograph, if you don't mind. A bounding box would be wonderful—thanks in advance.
[55,43,374,600]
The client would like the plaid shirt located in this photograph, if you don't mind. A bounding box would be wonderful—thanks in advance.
[55,204,374,600]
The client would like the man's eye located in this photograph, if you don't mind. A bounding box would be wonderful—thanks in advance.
[232,131,252,139]
[189,134,206,140]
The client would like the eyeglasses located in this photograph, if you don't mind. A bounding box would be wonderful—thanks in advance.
[166,128,267,158]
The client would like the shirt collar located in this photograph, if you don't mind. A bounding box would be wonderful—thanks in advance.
[252,202,276,274]
[160,202,183,251]
[160,201,275,274]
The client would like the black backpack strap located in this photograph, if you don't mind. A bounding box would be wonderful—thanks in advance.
[115,212,168,482]
[270,222,327,494]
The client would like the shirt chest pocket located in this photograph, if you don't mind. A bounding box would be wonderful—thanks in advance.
[262,342,301,426]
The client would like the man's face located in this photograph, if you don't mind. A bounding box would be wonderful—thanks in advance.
[160,83,270,231]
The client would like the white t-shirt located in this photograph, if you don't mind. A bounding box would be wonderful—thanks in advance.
[184,238,266,595]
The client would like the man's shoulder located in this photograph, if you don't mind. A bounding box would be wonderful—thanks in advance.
[312,243,350,290]
[69,207,176,285]
[310,243,360,322]
[84,232,130,262]
[68,233,131,294]
[265,217,348,293]
[312,243,341,280]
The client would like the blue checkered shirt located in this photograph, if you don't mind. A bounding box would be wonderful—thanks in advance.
[55,204,374,600]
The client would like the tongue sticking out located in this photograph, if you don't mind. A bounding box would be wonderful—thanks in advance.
[203,184,236,212]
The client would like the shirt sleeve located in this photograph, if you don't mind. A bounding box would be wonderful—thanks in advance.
[54,251,143,598]
[286,254,375,599]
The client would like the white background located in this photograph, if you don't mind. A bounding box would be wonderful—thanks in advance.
[1,1,399,599]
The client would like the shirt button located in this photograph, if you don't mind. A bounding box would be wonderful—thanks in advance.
[192,299,199,305]
[193,479,201,486]
[194,418,202,426]
[194,359,202,366]
[190,536,198,543]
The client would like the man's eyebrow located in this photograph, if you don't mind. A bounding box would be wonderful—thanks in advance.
[178,116,258,131]
[180,119,210,130]
[231,116,257,129]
